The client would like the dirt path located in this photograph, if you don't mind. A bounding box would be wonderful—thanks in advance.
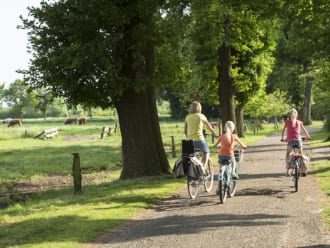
[85,129,330,248]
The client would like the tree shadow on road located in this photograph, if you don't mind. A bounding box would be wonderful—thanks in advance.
[94,212,289,245]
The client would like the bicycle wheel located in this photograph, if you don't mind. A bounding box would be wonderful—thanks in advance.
[228,179,237,197]
[203,159,214,192]
[219,174,228,204]
[187,177,200,199]
[294,161,299,192]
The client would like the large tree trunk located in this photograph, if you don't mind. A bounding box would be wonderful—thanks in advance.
[217,19,235,130]
[116,87,170,179]
[115,18,170,179]
[302,62,313,125]
[235,104,245,137]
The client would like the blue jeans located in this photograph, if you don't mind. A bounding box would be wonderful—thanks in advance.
[218,156,235,165]
[193,140,210,154]
[288,139,302,148]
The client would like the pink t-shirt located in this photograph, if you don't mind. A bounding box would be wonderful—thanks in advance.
[285,119,303,141]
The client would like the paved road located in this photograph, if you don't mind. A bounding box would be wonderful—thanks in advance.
[85,129,330,248]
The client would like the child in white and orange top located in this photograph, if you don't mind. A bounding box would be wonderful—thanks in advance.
[214,121,247,179]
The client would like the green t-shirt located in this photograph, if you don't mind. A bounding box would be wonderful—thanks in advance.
[185,113,207,141]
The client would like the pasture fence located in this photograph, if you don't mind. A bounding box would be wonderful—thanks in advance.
[100,125,117,139]
[34,127,58,139]
[72,153,82,194]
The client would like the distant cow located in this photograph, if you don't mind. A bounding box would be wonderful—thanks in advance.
[64,117,77,125]
[78,117,86,125]
[3,118,12,124]
[8,119,22,127]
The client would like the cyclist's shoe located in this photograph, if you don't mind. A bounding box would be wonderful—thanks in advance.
[301,172,307,177]
[232,173,239,180]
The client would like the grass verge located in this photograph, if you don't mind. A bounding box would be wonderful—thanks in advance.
[308,128,330,232]
[0,174,185,248]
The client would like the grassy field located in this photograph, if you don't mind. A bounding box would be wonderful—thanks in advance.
[0,118,328,247]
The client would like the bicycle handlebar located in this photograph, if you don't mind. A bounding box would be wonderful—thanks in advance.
[280,137,311,142]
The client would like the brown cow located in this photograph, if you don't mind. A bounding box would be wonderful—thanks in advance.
[78,117,86,125]
[3,118,12,124]
[64,117,77,125]
[8,119,22,127]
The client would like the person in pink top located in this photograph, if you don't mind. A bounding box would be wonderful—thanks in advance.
[214,121,247,180]
[281,108,311,176]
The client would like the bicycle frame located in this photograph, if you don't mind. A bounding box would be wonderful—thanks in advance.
[218,159,236,204]
[290,145,301,192]
[218,162,232,186]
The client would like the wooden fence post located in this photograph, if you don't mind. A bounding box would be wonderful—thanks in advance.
[171,136,176,158]
[100,126,106,139]
[72,153,82,194]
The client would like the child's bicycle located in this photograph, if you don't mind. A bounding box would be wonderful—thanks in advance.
[281,137,310,192]
[181,140,214,199]
[217,147,246,204]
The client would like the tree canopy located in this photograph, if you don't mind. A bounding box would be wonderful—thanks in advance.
[17,0,330,179]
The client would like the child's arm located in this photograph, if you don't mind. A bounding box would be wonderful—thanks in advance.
[237,138,247,149]
[301,125,311,139]
[214,136,221,148]
[281,123,287,140]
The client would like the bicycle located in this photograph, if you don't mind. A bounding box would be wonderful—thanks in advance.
[281,137,310,192]
[181,140,214,199]
[217,147,245,204]
[234,146,245,174]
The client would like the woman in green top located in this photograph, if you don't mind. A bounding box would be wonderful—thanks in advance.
[184,101,218,168]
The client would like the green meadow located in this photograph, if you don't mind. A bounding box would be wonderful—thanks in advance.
[0,118,328,247]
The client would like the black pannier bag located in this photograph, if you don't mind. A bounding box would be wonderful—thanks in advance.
[181,139,195,157]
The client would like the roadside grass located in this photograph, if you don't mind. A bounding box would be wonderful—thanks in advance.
[0,175,184,248]
[0,118,327,247]
[307,128,330,232]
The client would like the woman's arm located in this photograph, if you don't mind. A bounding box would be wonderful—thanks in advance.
[204,120,218,137]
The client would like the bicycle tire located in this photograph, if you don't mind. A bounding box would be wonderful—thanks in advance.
[294,161,299,192]
[219,173,228,204]
[204,159,214,192]
[228,180,237,197]
[187,177,199,199]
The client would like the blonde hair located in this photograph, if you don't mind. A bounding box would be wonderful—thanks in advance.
[224,121,235,140]
[289,108,298,126]
[189,101,202,114]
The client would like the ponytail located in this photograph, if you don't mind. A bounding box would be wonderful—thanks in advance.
[224,121,235,141]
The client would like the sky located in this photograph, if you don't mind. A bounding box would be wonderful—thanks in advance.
[0,1,41,87]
